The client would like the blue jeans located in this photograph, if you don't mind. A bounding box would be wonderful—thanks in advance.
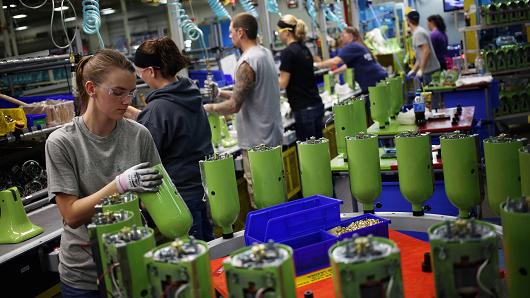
[293,103,325,142]
[60,283,99,298]
[184,195,214,241]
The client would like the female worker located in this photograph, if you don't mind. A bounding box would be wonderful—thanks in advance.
[45,49,163,297]
[427,14,449,70]
[128,37,214,241]
[277,14,324,141]
[314,27,388,94]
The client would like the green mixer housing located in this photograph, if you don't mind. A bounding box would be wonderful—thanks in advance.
[483,135,523,215]
[387,76,404,118]
[248,145,287,209]
[145,237,213,298]
[332,97,367,159]
[208,114,221,148]
[223,242,297,298]
[500,197,530,298]
[369,81,391,128]
[329,236,404,298]
[395,132,434,216]
[138,164,192,238]
[87,210,136,298]
[200,153,240,238]
[345,68,355,89]
[104,226,156,298]
[97,192,142,226]
[346,133,381,213]
[428,219,502,298]
[440,133,482,218]
[297,137,333,197]
[520,146,530,196]
[0,187,43,244]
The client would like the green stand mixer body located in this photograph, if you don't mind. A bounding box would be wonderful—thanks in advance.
[332,98,367,159]
[329,236,404,298]
[500,197,530,298]
[519,146,530,196]
[388,76,404,118]
[138,164,192,239]
[297,137,333,197]
[345,68,354,89]
[223,242,297,298]
[220,116,237,148]
[145,237,214,298]
[324,73,333,95]
[395,132,434,215]
[346,133,381,213]
[208,113,221,148]
[369,82,391,128]
[97,192,142,226]
[248,145,287,209]
[483,135,522,215]
[440,133,482,218]
[200,153,240,238]
[428,219,502,298]
[104,226,156,298]
[87,210,136,297]
[0,187,43,244]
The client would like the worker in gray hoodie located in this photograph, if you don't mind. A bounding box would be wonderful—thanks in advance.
[128,37,214,241]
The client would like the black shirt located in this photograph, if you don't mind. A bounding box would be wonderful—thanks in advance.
[280,42,322,111]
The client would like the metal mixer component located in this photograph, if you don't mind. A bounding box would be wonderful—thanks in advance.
[297,137,333,197]
[428,219,502,297]
[97,192,142,226]
[329,236,404,298]
[224,241,296,297]
[145,237,214,298]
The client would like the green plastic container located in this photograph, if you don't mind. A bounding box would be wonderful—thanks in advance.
[0,187,43,244]
[440,133,482,218]
[329,236,404,298]
[520,146,530,196]
[145,237,214,298]
[395,132,434,215]
[483,135,523,215]
[208,114,221,148]
[332,98,367,158]
[324,73,333,94]
[248,145,287,209]
[104,226,156,298]
[200,153,240,238]
[388,76,404,118]
[428,219,502,297]
[346,133,381,213]
[345,68,354,89]
[369,83,390,128]
[138,164,193,239]
[224,242,296,298]
[297,137,333,197]
[88,210,136,297]
[500,197,530,298]
[98,192,142,227]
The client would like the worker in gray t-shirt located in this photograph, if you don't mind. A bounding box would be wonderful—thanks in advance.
[406,10,441,85]
[45,50,162,296]
[204,13,283,208]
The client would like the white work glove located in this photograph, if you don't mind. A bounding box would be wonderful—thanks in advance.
[204,81,220,100]
[115,162,162,193]
[416,69,424,79]
[406,70,416,79]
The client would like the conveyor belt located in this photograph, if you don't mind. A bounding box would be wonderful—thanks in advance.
[0,204,63,264]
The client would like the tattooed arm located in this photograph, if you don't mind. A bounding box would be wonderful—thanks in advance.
[204,62,255,115]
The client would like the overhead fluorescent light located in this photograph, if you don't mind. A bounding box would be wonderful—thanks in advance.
[13,14,27,19]
[160,0,168,3]
[2,5,7,9]
[101,8,116,15]
[53,6,69,11]
[64,16,77,22]
[15,26,28,31]
[9,4,16,8]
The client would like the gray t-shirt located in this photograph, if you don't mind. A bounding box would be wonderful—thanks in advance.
[412,26,441,74]
[45,116,161,290]
[235,45,283,149]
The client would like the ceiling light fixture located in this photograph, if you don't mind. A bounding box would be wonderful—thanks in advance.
[9,4,16,8]
[15,26,28,31]
[2,5,7,9]
[64,16,77,22]
[13,14,28,19]
[101,8,116,15]
[53,6,69,11]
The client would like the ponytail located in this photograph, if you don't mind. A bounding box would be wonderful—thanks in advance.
[137,37,191,79]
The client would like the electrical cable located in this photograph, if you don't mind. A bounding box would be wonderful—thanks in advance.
[239,0,258,18]
[386,275,394,298]
[82,0,105,48]
[18,0,47,9]
[173,284,189,298]
[266,0,281,16]
[109,262,123,298]
[476,258,496,297]
[53,0,78,50]
[208,0,231,20]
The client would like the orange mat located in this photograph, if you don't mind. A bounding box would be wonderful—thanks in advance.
[210,229,435,297]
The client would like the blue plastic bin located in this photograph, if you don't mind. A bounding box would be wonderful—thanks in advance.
[26,114,47,128]
[281,230,337,275]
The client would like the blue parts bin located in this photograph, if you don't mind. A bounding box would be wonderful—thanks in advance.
[26,114,47,128]
[244,195,390,275]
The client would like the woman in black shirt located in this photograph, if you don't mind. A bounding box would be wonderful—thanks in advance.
[278,14,324,141]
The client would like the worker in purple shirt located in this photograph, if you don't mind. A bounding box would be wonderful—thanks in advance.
[427,14,449,70]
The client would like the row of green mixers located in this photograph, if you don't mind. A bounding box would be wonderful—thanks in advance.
[346,133,381,213]
[297,137,333,197]
[200,153,240,238]
[224,241,297,298]
[329,236,404,298]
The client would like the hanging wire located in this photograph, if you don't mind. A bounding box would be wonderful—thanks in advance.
[323,5,346,31]
[239,0,258,18]
[266,0,281,16]
[208,0,231,20]
[82,0,105,48]
[305,0,318,27]
[18,0,47,9]
[335,0,347,27]
[52,0,78,50]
